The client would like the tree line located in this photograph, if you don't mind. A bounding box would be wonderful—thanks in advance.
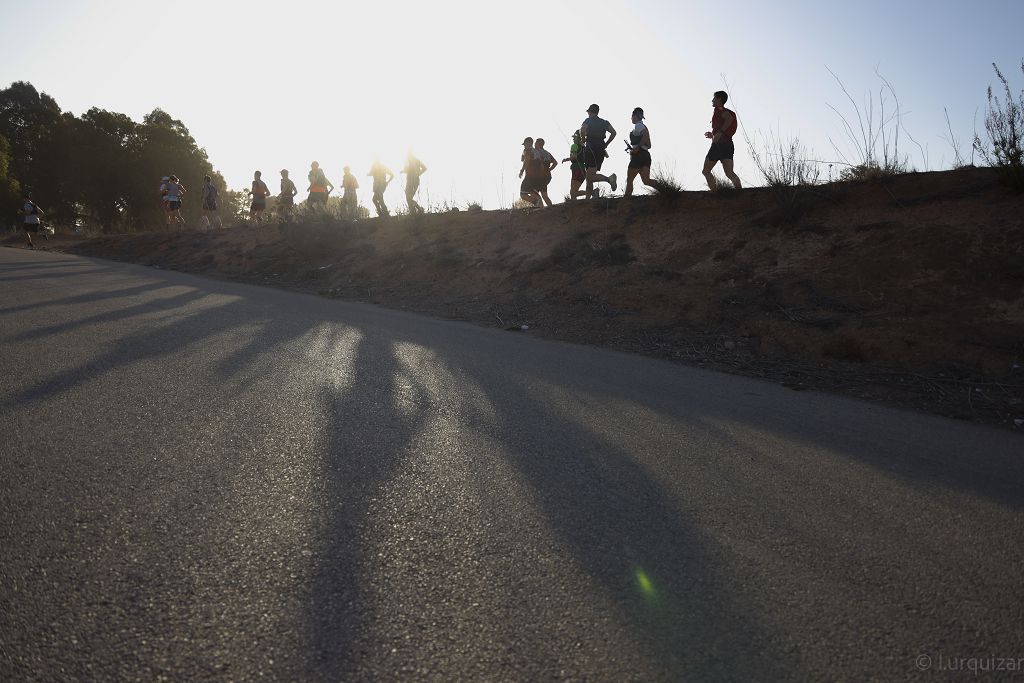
[0,81,241,232]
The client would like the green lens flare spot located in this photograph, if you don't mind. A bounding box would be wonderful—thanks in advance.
[635,569,656,598]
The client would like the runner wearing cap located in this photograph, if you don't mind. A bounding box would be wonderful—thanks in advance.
[625,107,655,197]
[580,103,618,198]
[702,90,742,191]
[518,137,542,207]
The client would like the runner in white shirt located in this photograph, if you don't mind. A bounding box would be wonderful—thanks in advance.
[163,174,186,228]
[18,194,46,248]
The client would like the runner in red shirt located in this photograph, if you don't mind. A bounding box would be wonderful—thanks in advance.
[702,90,742,191]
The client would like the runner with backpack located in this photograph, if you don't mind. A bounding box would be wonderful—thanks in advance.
[580,103,618,198]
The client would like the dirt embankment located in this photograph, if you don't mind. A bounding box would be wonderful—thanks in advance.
[17,167,1024,427]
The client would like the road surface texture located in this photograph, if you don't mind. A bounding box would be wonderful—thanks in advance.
[1,248,1022,681]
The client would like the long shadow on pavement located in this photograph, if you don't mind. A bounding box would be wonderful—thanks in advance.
[8,288,210,342]
[303,321,783,680]
[307,329,431,679]
[0,281,171,317]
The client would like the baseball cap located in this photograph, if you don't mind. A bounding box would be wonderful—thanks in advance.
[587,103,600,113]
[522,137,533,146]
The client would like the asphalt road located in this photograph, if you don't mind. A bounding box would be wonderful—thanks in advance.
[1,247,1022,682]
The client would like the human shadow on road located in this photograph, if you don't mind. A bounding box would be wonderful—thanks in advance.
[514,350,1024,511]
[0,268,116,282]
[300,319,783,681]
[1,296,282,407]
[0,260,98,272]
[0,282,172,317]
[8,288,209,342]
[438,348,781,680]
[306,329,431,679]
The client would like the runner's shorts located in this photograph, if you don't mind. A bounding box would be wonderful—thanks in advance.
[250,200,266,212]
[583,144,606,171]
[571,166,586,183]
[203,199,218,211]
[167,200,182,212]
[520,176,541,194]
[278,195,294,207]
[23,223,40,233]
[628,149,652,169]
[706,139,735,161]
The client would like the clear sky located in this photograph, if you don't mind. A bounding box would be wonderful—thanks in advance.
[2,0,1022,208]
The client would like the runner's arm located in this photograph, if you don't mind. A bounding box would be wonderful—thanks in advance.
[605,122,616,146]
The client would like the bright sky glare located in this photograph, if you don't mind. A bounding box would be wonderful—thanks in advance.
[2,0,1023,208]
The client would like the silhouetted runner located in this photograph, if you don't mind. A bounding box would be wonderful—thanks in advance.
[519,137,542,207]
[534,138,558,206]
[341,166,359,218]
[249,170,271,220]
[580,103,617,198]
[625,107,655,197]
[702,90,742,191]
[368,158,394,217]
[279,169,298,212]
[308,161,333,206]
[563,130,587,201]
[201,175,223,229]
[18,194,46,248]
[403,152,427,214]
